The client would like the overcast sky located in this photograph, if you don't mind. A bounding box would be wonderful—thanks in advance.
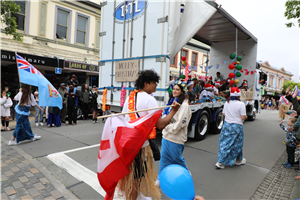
[215,0,300,81]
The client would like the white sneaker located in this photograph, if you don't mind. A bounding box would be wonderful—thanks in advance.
[8,139,18,146]
[52,124,55,127]
[215,162,225,169]
[40,122,44,126]
[35,123,39,126]
[235,158,246,165]
[32,135,41,141]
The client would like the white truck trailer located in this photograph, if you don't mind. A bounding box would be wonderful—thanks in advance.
[98,0,260,141]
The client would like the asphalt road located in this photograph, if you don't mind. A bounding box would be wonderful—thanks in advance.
[1,109,287,200]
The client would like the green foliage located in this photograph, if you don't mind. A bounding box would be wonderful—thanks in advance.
[284,0,300,28]
[0,0,22,41]
[281,80,300,93]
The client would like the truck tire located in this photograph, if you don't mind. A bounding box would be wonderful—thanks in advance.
[211,108,224,134]
[248,111,256,121]
[194,110,210,141]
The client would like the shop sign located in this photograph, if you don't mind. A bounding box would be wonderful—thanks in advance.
[115,60,139,82]
[114,0,148,23]
[1,50,52,65]
[64,61,99,72]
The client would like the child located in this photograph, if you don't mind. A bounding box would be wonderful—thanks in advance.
[1,90,13,131]
[279,118,298,168]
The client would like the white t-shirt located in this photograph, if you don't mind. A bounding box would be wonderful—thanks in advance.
[222,100,246,125]
[213,87,219,94]
[199,90,214,99]
[14,92,37,107]
[122,92,159,147]
[279,96,289,105]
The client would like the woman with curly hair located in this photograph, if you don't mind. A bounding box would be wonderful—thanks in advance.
[119,69,180,200]
[159,81,192,173]
[8,84,43,145]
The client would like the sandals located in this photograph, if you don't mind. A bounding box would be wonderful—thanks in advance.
[1,127,5,131]
[6,127,11,131]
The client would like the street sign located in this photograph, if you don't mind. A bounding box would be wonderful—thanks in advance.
[55,68,62,74]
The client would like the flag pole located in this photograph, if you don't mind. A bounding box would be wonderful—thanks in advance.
[15,52,21,88]
[97,105,174,119]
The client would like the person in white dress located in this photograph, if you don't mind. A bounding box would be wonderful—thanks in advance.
[1,90,13,131]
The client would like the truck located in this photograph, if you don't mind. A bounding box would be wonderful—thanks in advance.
[98,0,261,141]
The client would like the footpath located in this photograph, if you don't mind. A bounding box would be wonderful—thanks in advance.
[1,112,300,200]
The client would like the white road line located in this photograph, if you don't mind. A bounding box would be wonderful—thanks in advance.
[47,146,124,200]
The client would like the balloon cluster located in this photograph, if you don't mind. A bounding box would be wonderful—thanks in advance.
[228,53,242,85]
[181,56,187,66]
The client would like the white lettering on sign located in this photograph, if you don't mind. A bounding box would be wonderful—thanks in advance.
[121,0,141,17]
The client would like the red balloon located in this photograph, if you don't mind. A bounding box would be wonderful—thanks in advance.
[229,64,235,70]
[229,80,235,85]
[181,56,186,61]
[228,72,235,79]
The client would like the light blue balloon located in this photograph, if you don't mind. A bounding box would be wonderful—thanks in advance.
[159,165,195,200]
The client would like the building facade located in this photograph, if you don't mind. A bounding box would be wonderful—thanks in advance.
[258,61,293,97]
[1,0,101,97]
[169,39,210,78]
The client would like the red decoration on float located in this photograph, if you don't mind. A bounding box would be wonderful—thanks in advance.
[228,72,235,79]
[181,56,186,61]
[229,64,235,70]
[229,80,235,85]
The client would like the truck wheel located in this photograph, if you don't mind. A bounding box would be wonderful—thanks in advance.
[194,110,210,141]
[77,106,83,119]
[211,108,224,134]
[248,111,256,121]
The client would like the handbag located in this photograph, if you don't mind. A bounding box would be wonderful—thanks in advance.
[135,93,161,161]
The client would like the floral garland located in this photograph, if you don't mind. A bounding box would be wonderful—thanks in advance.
[128,90,156,139]
[102,89,107,111]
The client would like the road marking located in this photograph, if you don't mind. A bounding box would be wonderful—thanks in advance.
[47,146,124,199]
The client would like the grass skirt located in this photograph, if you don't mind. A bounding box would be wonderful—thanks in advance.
[117,145,161,199]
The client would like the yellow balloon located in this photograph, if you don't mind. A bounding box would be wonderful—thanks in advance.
[236,61,240,64]
[234,79,239,84]
[182,61,187,66]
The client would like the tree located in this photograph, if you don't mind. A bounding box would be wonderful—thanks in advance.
[282,80,300,93]
[0,0,22,41]
[284,0,300,28]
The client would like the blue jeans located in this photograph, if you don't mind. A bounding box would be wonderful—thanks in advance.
[35,106,45,123]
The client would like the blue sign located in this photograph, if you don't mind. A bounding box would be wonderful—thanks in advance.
[55,68,62,74]
[114,0,148,23]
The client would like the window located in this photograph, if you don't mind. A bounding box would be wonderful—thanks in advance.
[191,52,198,71]
[182,49,188,60]
[56,9,69,40]
[76,16,87,44]
[170,54,178,68]
[14,1,26,31]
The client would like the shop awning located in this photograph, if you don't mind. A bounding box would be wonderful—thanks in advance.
[193,1,258,46]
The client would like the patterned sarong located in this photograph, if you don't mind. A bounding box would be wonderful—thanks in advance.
[13,105,34,143]
[217,121,244,166]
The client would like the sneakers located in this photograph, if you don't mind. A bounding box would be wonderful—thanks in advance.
[52,124,55,127]
[36,123,39,126]
[32,135,41,141]
[93,121,95,124]
[283,161,289,166]
[40,122,44,126]
[8,139,18,146]
[215,162,225,169]
[235,158,247,165]
[284,163,293,168]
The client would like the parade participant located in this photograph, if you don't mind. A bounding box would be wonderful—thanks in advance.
[8,84,42,145]
[192,77,201,95]
[58,83,68,123]
[199,84,214,100]
[33,90,45,126]
[279,118,298,168]
[80,84,91,120]
[214,81,221,96]
[187,81,198,102]
[1,90,13,131]
[66,74,79,87]
[214,72,224,82]
[159,81,192,174]
[47,106,61,127]
[66,84,78,125]
[279,91,290,121]
[91,85,99,123]
[119,69,180,200]
[215,87,247,169]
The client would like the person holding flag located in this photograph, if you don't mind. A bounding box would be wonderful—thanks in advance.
[118,69,180,200]
[8,84,43,145]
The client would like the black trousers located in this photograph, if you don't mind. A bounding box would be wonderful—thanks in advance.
[286,145,296,165]
[67,106,77,124]
[82,103,90,119]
